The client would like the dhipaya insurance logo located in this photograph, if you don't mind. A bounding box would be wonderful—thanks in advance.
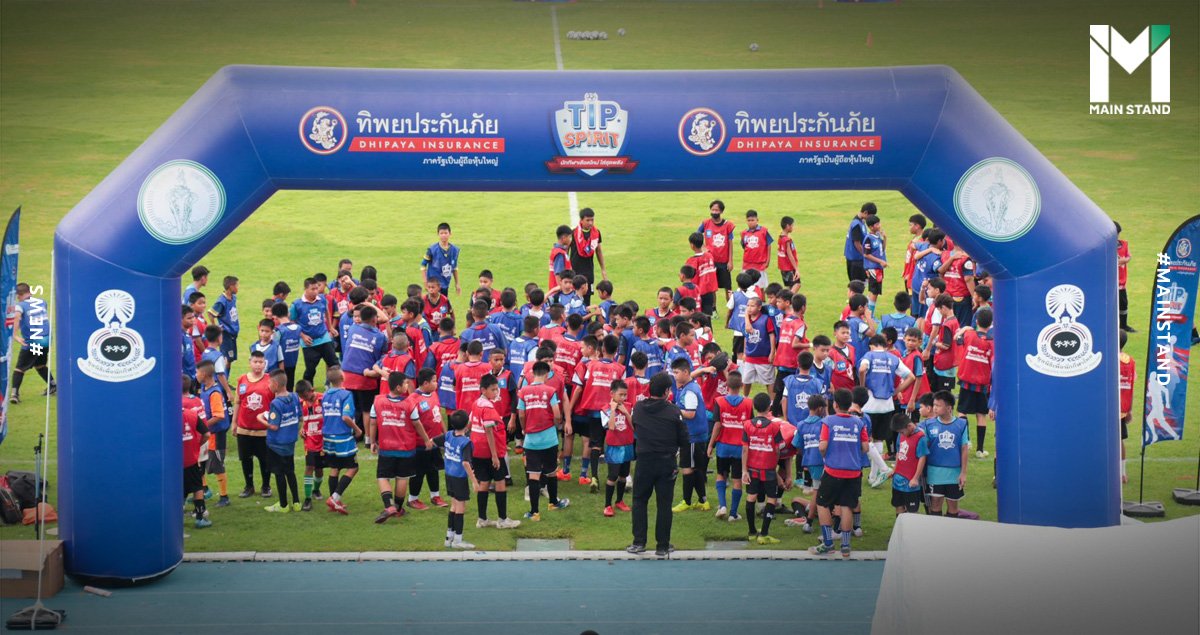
[1089,24,1170,115]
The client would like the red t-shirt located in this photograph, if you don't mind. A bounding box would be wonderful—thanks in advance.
[379,350,415,396]
[714,395,752,446]
[742,417,784,471]
[957,329,994,388]
[1117,240,1130,288]
[422,294,452,326]
[518,382,559,434]
[829,345,857,391]
[538,324,567,343]
[625,376,651,409]
[236,374,274,431]
[454,361,491,412]
[576,359,625,412]
[489,370,514,419]
[686,251,718,295]
[183,406,203,468]
[741,226,772,271]
[933,317,960,371]
[644,307,677,326]
[373,394,418,452]
[776,234,797,272]
[553,335,584,380]
[301,393,324,452]
[699,367,729,411]
[700,218,735,265]
[405,390,444,439]
[941,255,975,298]
[773,315,807,370]
[428,337,460,376]
[1119,353,1136,416]
[469,396,506,459]
[605,403,635,447]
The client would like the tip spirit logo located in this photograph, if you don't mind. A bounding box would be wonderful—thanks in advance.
[1089,25,1170,115]
[547,93,637,176]
[77,290,155,383]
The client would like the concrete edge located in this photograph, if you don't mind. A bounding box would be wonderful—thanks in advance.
[183,550,887,562]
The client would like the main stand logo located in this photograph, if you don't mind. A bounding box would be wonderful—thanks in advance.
[1025,285,1102,377]
[77,289,155,383]
[1089,25,1171,115]
[137,160,225,245]
[547,93,637,176]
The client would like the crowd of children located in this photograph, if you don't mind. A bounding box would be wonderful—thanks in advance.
[176,201,1009,555]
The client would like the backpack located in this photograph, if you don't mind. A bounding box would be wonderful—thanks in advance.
[0,476,22,524]
[5,471,44,509]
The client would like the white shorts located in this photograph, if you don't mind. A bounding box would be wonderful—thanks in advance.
[740,362,776,386]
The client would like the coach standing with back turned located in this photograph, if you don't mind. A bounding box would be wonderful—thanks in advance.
[627,374,689,557]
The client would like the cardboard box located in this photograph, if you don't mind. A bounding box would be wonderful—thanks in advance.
[0,540,63,598]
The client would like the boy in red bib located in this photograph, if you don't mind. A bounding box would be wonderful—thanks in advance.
[742,393,785,544]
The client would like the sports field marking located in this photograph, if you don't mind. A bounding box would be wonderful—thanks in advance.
[550,6,580,226]
[182,549,888,562]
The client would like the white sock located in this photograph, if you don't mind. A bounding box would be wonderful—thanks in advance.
[868,442,890,474]
[409,494,419,502]
[454,532,464,541]
[1121,460,1127,477]
[331,492,341,502]
[430,490,440,498]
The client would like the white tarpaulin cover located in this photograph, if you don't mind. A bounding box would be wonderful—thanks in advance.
[872,513,1200,635]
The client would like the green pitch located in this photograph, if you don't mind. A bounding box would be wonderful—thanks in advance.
[0,0,1196,552]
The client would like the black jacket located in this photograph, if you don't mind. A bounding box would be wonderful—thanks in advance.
[632,397,689,459]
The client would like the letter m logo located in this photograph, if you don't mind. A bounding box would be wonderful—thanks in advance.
[1090,25,1170,103]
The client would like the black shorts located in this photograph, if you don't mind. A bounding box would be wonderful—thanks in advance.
[781,270,799,289]
[892,488,923,512]
[846,259,866,283]
[471,456,509,483]
[816,473,862,510]
[679,442,709,471]
[414,447,444,474]
[350,389,376,423]
[716,455,743,479]
[305,450,325,469]
[746,470,778,498]
[867,410,895,442]
[715,262,732,290]
[15,348,48,372]
[524,447,558,475]
[376,455,416,480]
[929,482,964,501]
[324,454,358,470]
[866,277,883,297]
[446,475,470,502]
[183,464,204,497]
[700,292,716,316]
[957,388,990,416]
[1121,416,1129,440]
[573,415,599,441]
[205,448,226,475]
[732,335,744,358]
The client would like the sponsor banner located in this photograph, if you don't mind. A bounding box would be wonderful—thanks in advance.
[550,93,632,176]
[303,107,507,161]
[726,136,881,152]
[1143,215,1199,446]
[0,208,17,445]
[349,137,505,153]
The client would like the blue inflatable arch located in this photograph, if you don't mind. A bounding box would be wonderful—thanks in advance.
[55,66,1117,583]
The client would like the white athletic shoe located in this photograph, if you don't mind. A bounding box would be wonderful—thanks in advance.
[727,514,742,523]
[444,537,453,548]
[715,506,729,519]
[853,527,864,538]
[494,518,521,529]
[476,518,496,529]
[451,540,476,550]
[625,475,633,489]
[976,450,989,459]
[784,517,808,529]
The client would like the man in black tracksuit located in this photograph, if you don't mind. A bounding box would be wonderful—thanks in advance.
[628,373,690,557]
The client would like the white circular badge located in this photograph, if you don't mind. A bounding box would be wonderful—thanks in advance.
[137,160,225,245]
[953,158,1040,242]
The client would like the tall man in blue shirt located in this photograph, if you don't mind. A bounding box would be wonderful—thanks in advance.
[421,222,461,296]
[843,202,874,283]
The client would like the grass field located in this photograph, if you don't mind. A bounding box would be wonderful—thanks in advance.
[0,0,1197,553]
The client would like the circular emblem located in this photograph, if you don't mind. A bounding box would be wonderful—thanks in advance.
[137,160,225,245]
[953,158,1041,242]
[1025,284,1101,378]
[678,108,726,157]
[100,335,132,362]
[299,106,347,155]
[77,289,156,383]
[1178,238,1192,259]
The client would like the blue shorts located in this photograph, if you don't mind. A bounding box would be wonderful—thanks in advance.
[220,333,238,362]
[715,442,742,459]
[605,444,633,465]
[323,434,358,458]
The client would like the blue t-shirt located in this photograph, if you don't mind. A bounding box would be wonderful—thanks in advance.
[663,345,693,372]
[437,433,473,479]
[794,415,825,468]
[632,337,666,377]
[289,297,331,344]
[182,283,199,306]
[672,380,707,443]
[274,322,302,367]
[422,242,460,290]
[486,311,524,345]
[201,347,227,380]
[507,335,539,378]
[519,305,551,327]
[727,290,751,334]
[200,382,231,433]
[922,416,969,485]
[341,324,388,376]
[782,372,827,425]
[880,313,916,353]
[211,293,239,335]
[16,298,49,349]
[861,350,901,401]
[552,291,587,317]
[844,217,866,261]
[182,330,196,379]
[743,313,775,361]
[437,361,458,409]
[821,414,866,473]
[266,392,302,448]
[862,233,886,271]
[250,339,284,369]
[321,388,357,438]
[597,299,615,324]
[618,328,638,368]
[914,250,942,295]
[461,321,508,359]
[847,316,871,362]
